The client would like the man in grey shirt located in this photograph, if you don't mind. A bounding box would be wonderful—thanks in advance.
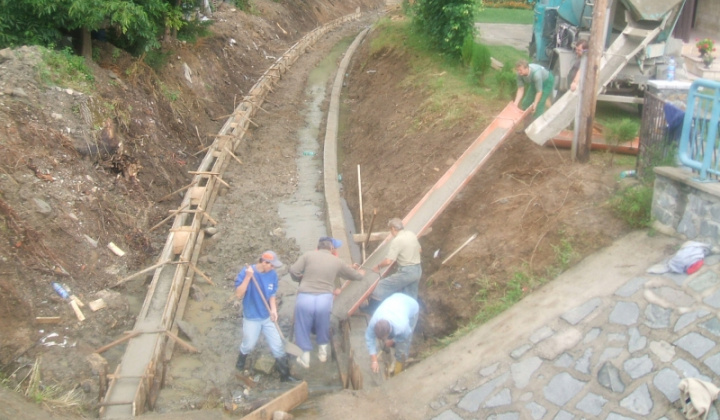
[289,237,365,368]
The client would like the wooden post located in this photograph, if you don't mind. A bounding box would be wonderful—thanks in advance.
[358,165,365,262]
[576,0,609,162]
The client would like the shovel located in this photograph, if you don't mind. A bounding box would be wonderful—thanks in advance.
[250,274,303,357]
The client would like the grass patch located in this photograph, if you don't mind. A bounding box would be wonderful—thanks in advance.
[433,235,578,349]
[367,18,529,131]
[595,102,641,131]
[37,47,94,92]
[10,358,84,414]
[475,7,534,24]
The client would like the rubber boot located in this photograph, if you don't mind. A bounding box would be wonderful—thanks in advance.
[275,355,300,383]
[318,344,329,363]
[296,351,310,369]
[235,352,247,371]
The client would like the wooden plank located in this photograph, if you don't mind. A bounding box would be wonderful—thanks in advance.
[35,316,61,324]
[240,381,308,420]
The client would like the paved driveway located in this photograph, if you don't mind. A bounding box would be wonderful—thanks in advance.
[476,23,533,52]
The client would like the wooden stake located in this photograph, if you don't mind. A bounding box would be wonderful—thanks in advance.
[358,165,365,262]
[441,233,478,265]
[363,209,377,253]
[148,204,189,232]
[187,263,215,286]
[224,147,243,165]
[112,260,169,288]
[194,125,204,146]
[158,183,195,203]
[164,331,200,353]
[192,144,211,157]
[94,331,140,354]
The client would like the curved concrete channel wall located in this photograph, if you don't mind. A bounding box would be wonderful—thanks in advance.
[100,11,365,418]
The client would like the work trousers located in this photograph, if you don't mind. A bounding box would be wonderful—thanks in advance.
[372,264,422,301]
[520,72,555,118]
[240,317,285,359]
[294,292,333,352]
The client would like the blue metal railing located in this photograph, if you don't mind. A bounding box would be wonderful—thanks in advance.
[678,79,720,181]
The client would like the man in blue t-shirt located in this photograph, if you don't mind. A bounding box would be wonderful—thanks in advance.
[234,250,297,382]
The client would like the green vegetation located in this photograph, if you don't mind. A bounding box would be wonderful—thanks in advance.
[177,20,213,43]
[7,358,84,414]
[411,0,476,58]
[37,47,95,92]
[0,0,187,56]
[610,184,653,228]
[604,118,638,166]
[366,17,529,130]
[475,7,534,23]
[434,235,578,349]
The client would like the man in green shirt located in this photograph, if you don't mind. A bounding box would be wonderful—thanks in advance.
[514,59,555,119]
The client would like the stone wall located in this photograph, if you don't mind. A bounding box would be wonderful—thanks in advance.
[695,0,720,36]
[653,166,720,246]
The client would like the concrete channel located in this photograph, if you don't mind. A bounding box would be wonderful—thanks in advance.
[99,11,365,418]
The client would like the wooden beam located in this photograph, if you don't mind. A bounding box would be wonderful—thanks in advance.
[576,0,609,162]
[240,381,308,420]
[112,260,169,288]
[164,330,200,353]
[352,231,390,243]
[148,204,189,232]
[94,331,140,354]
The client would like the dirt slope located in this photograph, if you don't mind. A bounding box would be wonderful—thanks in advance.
[339,24,633,350]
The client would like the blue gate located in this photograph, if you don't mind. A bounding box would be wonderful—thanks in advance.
[679,79,720,181]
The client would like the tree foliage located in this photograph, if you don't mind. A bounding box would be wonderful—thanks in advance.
[411,0,476,59]
[0,0,185,54]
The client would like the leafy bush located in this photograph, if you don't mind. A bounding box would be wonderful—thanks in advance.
[461,35,474,67]
[411,0,476,59]
[143,49,172,71]
[178,20,212,43]
[610,185,653,228]
[470,42,491,80]
[494,62,517,99]
[604,118,638,166]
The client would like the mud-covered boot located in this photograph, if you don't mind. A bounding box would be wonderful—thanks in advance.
[275,355,300,383]
[235,352,248,371]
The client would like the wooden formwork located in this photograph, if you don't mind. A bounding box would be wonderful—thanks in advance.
[100,11,363,419]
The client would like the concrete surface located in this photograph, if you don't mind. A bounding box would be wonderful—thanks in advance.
[476,23,532,52]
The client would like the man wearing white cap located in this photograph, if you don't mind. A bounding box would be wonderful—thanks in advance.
[234,250,297,382]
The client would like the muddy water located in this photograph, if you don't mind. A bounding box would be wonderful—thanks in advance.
[153,36,358,414]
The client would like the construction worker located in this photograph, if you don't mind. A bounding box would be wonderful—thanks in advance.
[365,293,419,375]
[234,250,298,382]
[289,237,365,369]
[569,39,589,92]
[513,59,555,119]
[364,218,422,313]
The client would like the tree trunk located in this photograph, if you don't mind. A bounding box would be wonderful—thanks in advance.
[81,27,92,61]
